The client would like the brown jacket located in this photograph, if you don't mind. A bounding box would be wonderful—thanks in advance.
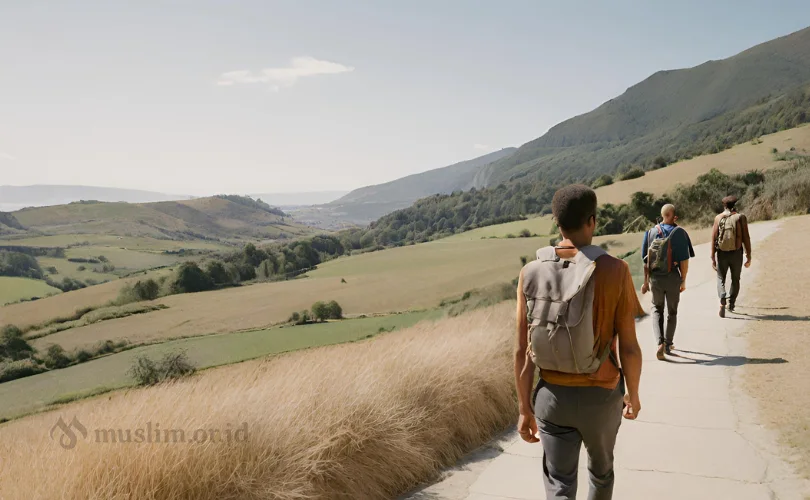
[539,254,643,390]
[711,210,752,257]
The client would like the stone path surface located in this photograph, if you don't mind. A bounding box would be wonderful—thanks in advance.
[407,220,810,500]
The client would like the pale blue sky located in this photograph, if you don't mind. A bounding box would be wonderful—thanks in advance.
[1,1,809,196]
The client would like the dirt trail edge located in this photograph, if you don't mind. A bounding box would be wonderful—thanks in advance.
[406,219,810,500]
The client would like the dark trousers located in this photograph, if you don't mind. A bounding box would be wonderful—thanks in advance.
[650,272,681,347]
[534,381,624,500]
[717,248,744,305]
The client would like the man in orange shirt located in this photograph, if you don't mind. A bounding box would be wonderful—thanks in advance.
[515,185,643,500]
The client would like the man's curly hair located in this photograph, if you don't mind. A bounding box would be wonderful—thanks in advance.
[552,184,597,231]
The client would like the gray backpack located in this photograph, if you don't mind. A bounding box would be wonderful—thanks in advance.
[523,245,612,374]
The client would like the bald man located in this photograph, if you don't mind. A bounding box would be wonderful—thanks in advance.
[641,204,695,360]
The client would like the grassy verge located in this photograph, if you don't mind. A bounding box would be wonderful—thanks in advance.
[0,309,444,420]
[0,303,514,499]
[26,303,169,340]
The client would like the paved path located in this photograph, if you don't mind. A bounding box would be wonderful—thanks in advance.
[408,220,809,500]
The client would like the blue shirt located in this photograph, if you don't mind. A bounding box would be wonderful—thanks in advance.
[641,223,695,265]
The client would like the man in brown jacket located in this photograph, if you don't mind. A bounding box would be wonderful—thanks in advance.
[515,185,643,500]
[711,196,752,317]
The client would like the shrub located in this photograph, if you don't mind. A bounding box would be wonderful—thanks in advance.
[129,350,195,386]
[771,147,778,154]
[0,325,35,361]
[0,251,43,279]
[171,262,215,294]
[129,356,160,385]
[97,255,109,263]
[0,359,47,383]
[519,229,532,238]
[520,256,529,266]
[43,344,71,369]
[592,174,614,189]
[619,167,645,181]
[652,156,668,170]
[46,277,87,292]
[46,266,58,274]
[133,279,160,301]
[206,260,233,285]
[77,265,86,272]
[311,302,328,322]
[326,301,343,320]
[74,349,93,363]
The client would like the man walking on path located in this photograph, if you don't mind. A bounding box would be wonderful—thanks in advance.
[711,195,752,317]
[515,185,644,500]
[641,204,695,360]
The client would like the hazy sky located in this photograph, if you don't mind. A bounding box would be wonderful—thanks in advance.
[1,1,809,196]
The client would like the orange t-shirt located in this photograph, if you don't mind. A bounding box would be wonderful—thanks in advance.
[539,254,643,390]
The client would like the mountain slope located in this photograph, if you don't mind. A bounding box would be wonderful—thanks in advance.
[0,185,190,212]
[479,26,810,187]
[326,148,517,223]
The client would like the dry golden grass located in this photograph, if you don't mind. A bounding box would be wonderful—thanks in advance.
[17,232,640,352]
[742,215,810,479]
[596,124,810,205]
[0,303,516,500]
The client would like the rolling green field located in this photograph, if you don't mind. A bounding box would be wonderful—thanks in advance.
[444,215,555,241]
[0,234,232,252]
[0,309,442,420]
[37,257,119,283]
[0,277,61,306]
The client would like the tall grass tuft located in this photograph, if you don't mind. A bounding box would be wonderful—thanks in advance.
[0,303,516,499]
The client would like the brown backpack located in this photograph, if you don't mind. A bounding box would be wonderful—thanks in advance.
[717,212,741,251]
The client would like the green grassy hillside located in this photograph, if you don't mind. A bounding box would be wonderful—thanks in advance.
[481,26,810,186]
[10,195,311,242]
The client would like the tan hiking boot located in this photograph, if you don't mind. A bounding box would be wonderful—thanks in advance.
[656,344,665,361]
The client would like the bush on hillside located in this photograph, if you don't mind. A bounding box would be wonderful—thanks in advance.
[592,174,614,189]
[619,167,646,181]
[43,344,71,369]
[652,156,668,170]
[0,251,43,279]
[519,229,532,238]
[0,358,47,383]
[77,265,86,272]
[288,310,312,325]
[206,260,236,286]
[129,350,196,386]
[171,262,215,294]
[133,279,160,301]
[46,277,87,292]
[311,301,343,322]
[0,325,35,361]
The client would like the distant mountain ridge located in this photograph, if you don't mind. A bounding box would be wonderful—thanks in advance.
[0,185,190,212]
[5,196,311,242]
[479,25,810,187]
[325,148,517,223]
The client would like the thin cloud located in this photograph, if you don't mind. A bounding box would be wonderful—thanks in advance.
[217,57,354,90]
[473,144,493,152]
[0,151,15,161]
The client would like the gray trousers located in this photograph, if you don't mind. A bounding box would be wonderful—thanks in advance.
[650,272,681,347]
[717,248,744,305]
[534,381,624,500]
